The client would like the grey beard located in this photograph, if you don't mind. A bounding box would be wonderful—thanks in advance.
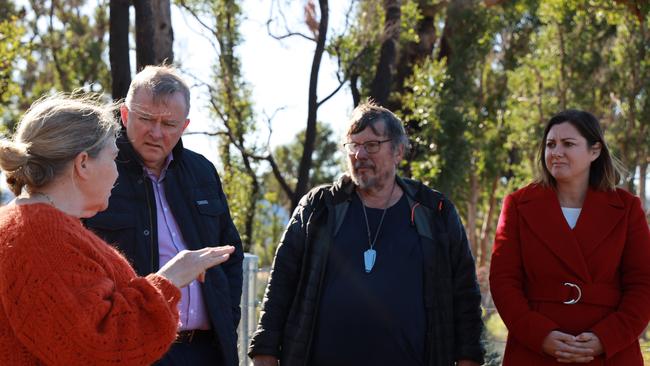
[352,173,377,190]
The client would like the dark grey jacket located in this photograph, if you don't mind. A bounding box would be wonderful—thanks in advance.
[249,175,484,365]
[85,135,244,366]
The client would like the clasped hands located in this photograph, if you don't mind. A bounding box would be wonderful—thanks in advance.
[542,330,603,363]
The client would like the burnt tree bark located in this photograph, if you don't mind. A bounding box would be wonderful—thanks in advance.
[134,0,173,70]
[109,0,131,100]
[292,0,329,211]
[369,0,401,106]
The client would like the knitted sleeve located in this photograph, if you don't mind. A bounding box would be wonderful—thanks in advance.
[0,218,181,365]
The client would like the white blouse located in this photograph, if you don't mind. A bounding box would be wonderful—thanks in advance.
[561,207,582,229]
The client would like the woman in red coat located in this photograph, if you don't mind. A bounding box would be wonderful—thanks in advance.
[490,110,650,365]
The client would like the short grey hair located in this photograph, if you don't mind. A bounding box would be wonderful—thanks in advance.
[125,65,191,117]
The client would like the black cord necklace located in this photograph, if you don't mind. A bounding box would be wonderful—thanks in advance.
[358,181,396,274]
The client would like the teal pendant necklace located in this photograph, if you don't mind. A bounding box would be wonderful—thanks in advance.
[359,182,395,274]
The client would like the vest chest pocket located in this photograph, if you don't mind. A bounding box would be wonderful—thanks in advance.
[193,195,227,245]
[195,198,226,216]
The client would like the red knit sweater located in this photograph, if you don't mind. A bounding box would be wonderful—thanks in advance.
[0,203,181,365]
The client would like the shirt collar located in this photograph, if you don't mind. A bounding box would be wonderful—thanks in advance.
[144,154,174,182]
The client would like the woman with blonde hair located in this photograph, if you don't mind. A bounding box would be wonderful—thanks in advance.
[0,94,234,365]
[490,109,650,365]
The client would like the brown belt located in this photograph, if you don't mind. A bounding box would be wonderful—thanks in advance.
[174,329,213,344]
[526,282,621,307]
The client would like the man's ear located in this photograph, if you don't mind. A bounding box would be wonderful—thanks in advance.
[73,151,91,180]
[120,104,129,128]
[394,143,405,164]
[182,118,190,131]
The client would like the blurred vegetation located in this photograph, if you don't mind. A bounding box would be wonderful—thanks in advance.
[2,0,650,359]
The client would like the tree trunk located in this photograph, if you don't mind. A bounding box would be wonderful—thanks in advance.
[151,0,174,64]
[242,158,260,253]
[558,23,568,111]
[479,176,499,267]
[393,1,439,100]
[292,0,329,211]
[369,0,401,106]
[134,0,174,70]
[134,0,155,70]
[639,161,647,212]
[467,165,479,257]
[109,0,131,100]
[350,73,361,107]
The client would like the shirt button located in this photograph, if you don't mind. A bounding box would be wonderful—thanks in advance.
[143,229,150,236]
[172,232,176,237]
[163,207,168,212]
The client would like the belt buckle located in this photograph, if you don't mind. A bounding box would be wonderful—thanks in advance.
[563,282,582,305]
[175,330,195,343]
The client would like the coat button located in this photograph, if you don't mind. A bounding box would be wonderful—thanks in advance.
[143,229,150,236]
[137,179,143,184]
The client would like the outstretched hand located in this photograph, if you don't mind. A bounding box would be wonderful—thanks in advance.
[542,330,602,363]
[157,245,235,288]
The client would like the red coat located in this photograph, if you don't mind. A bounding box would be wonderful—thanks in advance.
[490,184,650,365]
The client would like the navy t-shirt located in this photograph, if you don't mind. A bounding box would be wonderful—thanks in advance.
[310,192,426,366]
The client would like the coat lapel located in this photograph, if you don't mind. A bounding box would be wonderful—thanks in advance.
[518,186,591,282]
[572,189,625,258]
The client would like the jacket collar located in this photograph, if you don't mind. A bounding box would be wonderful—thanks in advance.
[330,173,422,205]
[518,184,625,282]
[328,174,436,239]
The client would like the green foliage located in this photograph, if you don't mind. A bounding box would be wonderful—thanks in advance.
[334,0,650,274]
[327,1,383,98]
[400,58,448,186]
[255,123,341,265]
[400,0,423,44]
[0,16,26,127]
[0,0,110,133]
[8,0,645,270]
[222,167,255,239]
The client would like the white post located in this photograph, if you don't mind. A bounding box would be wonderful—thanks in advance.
[238,253,259,366]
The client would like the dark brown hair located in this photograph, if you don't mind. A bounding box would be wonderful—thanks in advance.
[346,100,410,153]
[536,109,622,191]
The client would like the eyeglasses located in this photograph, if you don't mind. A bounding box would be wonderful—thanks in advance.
[343,139,392,154]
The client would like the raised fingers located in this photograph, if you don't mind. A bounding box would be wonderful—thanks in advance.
[197,245,235,269]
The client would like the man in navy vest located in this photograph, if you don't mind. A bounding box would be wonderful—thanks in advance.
[86,65,243,366]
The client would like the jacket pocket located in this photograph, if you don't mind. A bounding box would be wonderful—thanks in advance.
[191,185,227,217]
[195,198,226,216]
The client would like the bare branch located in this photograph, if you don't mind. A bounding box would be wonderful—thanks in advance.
[318,44,371,107]
[177,0,221,52]
[342,0,357,32]
[266,19,316,41]
[48,2,70,91]
[266,0,316,42]
[317,79,346,107]
[184,130,228,137]
[261,105,287,146]
[262,153,295,198]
